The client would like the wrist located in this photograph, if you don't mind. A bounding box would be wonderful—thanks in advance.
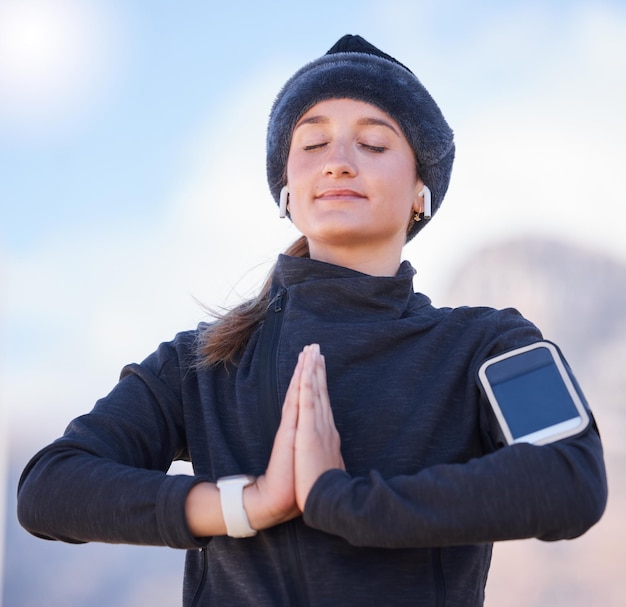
[242,479,279,531]
[186,482,225,537]
[244,475,301,530]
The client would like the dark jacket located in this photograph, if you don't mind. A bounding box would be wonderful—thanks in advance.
[18,255,607,606]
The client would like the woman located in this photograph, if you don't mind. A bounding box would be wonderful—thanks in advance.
[18,35,607,606]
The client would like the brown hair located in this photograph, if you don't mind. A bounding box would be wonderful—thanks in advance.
[197,235,309,367]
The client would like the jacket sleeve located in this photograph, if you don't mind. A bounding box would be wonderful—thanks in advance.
[17,332,208,549]
[303,312,608,549]
[303,427,606,548]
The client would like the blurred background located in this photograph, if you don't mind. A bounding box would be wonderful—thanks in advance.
[1,0,625,605]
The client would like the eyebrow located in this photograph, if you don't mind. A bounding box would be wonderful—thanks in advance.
[294,114,401,136]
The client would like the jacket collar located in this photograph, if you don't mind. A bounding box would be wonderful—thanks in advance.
[271,254,429,321]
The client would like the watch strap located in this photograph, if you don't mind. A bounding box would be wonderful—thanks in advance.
[216,475,257,538]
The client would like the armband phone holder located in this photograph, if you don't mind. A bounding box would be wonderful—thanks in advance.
[477,341,590,446]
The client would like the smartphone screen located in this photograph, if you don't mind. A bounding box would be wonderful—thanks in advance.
[479,342,589,445]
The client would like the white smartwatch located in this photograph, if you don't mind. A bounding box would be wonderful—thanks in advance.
[216,475,257,538]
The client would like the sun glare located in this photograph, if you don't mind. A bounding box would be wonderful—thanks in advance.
[0,0,124,140]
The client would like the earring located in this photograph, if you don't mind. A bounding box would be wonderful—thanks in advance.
[419,185,432,218]
[407,210,421,234]
[279,186,289,218]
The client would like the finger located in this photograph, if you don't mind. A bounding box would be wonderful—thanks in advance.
[298,345,317,413]
[313,352,332,428]
[309,348,334,432]
[318,354,330,405]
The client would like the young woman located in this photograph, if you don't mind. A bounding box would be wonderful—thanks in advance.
[18,35,607,606]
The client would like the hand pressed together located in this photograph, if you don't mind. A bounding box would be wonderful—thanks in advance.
[186,343,344,537]
[292,344,345,510]
[249,344,345,527]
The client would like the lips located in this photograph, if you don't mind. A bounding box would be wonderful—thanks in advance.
[316,189,366,200]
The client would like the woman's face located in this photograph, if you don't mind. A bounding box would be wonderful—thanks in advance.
[286,98,423,272]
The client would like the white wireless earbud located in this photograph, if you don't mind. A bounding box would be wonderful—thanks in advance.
[419,185,432,218]
[279,186,289,218]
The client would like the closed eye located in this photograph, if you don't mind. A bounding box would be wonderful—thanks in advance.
[302,142,386,152]
[360,143,386,153]
[303,142,328,151]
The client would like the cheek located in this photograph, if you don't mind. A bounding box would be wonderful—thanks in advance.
[285,149,310,184]
[285,157,315,215]
[386,180,420,225]
[379,163,418,200]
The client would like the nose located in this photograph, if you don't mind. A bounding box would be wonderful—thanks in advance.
[322,142,357,177]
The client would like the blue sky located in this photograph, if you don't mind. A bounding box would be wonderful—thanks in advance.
[1,0,625,441]
[4,0,620,251]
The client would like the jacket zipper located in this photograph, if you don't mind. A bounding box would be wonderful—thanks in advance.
[259,290,288,448]
[191,291,307,606]
[266,290,287,434]
[189,546,208,607]
[432,547,446,607]
[258,290,310,606]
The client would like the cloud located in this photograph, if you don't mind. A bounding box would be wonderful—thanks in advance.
[404,2,626,301]
[3,69,299,441]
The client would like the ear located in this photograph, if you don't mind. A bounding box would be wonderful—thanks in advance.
[412,178,426,215]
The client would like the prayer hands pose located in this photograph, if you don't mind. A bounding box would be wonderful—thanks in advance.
[292,344,345,510]
[186,344,344,536]
[255,343,345,525]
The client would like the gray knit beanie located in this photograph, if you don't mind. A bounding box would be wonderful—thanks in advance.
[266,34,455,240]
